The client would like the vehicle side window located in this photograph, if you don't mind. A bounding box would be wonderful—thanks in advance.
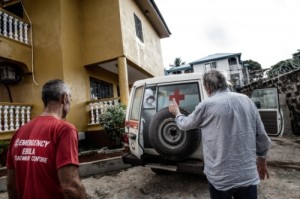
[143,87,156,109]
[157,83,200,113]
[129,86,143,120]
[250,88,278,109]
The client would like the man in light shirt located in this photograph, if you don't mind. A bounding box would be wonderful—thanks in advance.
[169,70,271,199]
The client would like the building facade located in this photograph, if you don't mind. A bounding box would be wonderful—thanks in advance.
[190,53,249,88]
[0,0,170,139]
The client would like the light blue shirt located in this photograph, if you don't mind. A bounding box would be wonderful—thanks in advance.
[175,89,272,191]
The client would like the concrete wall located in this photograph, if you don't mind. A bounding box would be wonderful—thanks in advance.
[0,157,131,192]
[240,69,300,136]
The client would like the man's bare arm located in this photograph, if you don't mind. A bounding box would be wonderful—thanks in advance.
[7,169,18,199]
[257,157,269,180]
[58,165,87,199]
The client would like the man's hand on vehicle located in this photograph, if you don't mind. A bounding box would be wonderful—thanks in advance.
[169,98,180,116]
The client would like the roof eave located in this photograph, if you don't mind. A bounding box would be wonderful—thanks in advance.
[134,0,171,38]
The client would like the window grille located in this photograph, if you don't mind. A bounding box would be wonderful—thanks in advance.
[211,62,217,69]
[90,78,113,99]
[228,57,237,65]
[134,14,143,42]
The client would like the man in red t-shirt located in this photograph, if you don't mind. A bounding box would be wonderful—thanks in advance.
[6,79,87,199]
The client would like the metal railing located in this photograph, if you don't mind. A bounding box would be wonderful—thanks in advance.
[0,103,32,132]
[0,8,30,45]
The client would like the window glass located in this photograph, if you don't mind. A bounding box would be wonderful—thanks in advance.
[184,69,193,73]
[90,78,113,99]
[250,88,278,109]
[143,87,156,109]
[134,14,143,42]
[228,57,237,65]
[130,86,143,120]
[230,73,240,86]
[204,63,210,71]
[211,62,217,69]
[157,83,200,113]
[172,71,182,74]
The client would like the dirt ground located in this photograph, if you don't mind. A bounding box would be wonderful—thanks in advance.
[0,136,299,199]
[80,136,300,199]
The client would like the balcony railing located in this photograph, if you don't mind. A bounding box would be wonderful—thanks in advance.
[87,97,121,126]
[0,8,30,45]
[0,103,32,133]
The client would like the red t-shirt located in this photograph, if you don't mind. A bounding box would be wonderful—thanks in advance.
[6,116,79,199]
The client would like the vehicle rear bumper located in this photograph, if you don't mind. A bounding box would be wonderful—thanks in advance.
[122,152,204,174]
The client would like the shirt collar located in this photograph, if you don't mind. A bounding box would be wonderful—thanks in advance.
[210,88,230,97]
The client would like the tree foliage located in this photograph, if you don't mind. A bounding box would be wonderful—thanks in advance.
[267,59,295,77]
[243,60,262,71]
[265,50,300,77]
[170,57,185,67]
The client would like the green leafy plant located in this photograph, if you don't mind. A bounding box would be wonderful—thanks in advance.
[0,141,9,154]
[99,105,126,147]
[0,141,10,167]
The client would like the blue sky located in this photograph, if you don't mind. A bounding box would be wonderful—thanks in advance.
[155,0,300,69]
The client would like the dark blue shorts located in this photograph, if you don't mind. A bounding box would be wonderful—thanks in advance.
[208,182,257,199]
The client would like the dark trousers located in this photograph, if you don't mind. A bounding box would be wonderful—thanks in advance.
[208,182,257,199]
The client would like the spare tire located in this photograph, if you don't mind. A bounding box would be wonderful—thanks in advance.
[149,107,201,161]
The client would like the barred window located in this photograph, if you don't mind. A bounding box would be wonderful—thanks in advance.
[90,78,113,99]
[134,14,144,42]
[211,62,217,69]
[228,57,237,65]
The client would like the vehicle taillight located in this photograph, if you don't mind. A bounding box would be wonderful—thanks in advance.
[122,133,129,152]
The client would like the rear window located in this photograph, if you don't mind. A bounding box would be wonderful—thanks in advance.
[157,83,200,113]
[129,86,143,120]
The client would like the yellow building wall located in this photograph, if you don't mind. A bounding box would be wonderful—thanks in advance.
[120,0,164,77]
[0,36,32,73]
[81,0,124,66]
[0,75,33,103]
[86,67,119,98]
[16,0,89,131]
[1,0,166,135]
[60,0,89,131]
[0,0,65,118]
[22,0,65,119]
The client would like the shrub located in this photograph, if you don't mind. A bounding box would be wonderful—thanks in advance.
[0,141,10,166]
[99,105,126,147]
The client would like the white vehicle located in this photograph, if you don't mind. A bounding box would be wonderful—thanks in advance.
[122,73,282,174]
[122,73,210,174]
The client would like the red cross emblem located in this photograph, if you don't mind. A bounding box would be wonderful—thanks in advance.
[169,89,185,105]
